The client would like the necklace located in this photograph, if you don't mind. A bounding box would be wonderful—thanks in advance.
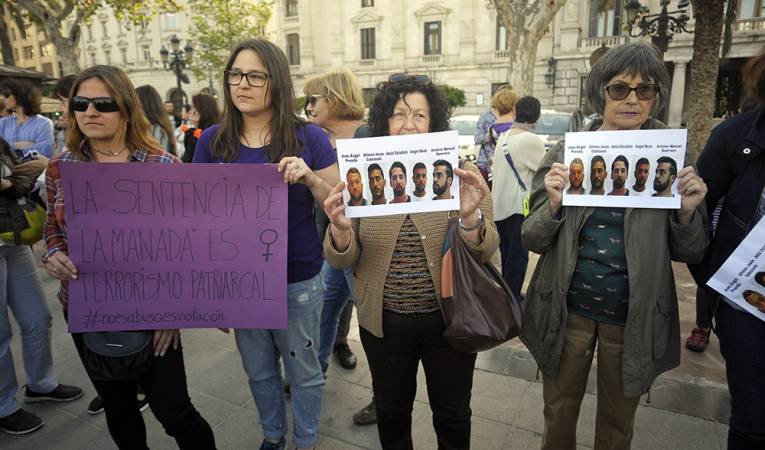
[91,145,129,157]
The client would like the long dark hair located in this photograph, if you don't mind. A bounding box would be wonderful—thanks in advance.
[66,66,164,160]
[368,77,450,137]
[192,93,220,130]
[135,85,177,153]
[212,38,305,162]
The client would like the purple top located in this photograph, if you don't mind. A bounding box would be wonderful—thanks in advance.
[193,123,336,283]
[491,121,513,137]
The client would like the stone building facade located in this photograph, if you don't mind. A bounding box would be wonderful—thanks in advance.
[267,0,765,121]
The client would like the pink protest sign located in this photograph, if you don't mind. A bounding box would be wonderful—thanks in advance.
[61,162,288,332]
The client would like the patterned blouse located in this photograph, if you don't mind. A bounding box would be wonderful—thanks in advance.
[382,216,439,314]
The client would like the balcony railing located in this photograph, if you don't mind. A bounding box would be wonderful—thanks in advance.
[422,54,441,64]
[736,18,765,32]
[494,49,511,59]
[359,59,375,66]
[578,35,627,49]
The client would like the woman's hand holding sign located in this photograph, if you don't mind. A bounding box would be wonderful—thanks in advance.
[45,251,78,281]
[324,182,352,252]
[676,166,707,225]
[544,162,569,217]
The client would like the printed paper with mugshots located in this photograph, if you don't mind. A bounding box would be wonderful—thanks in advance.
[562,129,686,209]
[336,131,460,218]
[707,217,765,322]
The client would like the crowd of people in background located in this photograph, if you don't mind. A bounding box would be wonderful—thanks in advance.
[0,36,762,450]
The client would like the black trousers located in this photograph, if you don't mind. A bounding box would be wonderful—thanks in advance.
[715,301,765,449]
[361,310,477,450]
[72,333,216,450]
[495,214,528,302]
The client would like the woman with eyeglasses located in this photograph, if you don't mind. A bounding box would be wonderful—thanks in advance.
[192,39,338,450]
[302,69,367,380]
[43,65,216,449]
[322,73,498,449]
[520,43,708,449]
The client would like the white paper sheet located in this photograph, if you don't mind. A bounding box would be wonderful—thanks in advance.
[336,131,460,218]
[562,129,686,209]
[707,217,765,322]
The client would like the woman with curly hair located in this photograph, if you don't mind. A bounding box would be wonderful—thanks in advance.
[323,73,499,449]
[0,78,54,158]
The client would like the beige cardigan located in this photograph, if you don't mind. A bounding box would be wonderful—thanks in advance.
[323,162,499,337]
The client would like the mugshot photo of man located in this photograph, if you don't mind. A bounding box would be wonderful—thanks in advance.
[389,161,411,203]
[631,157,651,196]
[411,162,429,201]
[432,159,454,200]
[589,155,607,195]
[346,167,367,206]
[652,156,677,197]
[755,271,765,288]
[567,158,585,195]
[608,155,630,196]
[367,163,387,205]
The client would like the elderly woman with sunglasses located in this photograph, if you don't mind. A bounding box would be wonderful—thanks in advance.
[520,43,708,450]
[43,66,216,449]
[323,73,498,449]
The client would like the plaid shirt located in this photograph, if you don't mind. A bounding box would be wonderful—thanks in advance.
[44,145,178,308]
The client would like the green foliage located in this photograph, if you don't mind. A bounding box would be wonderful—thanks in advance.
[439,84,466,111]
[295,96,306,114]
[187,0,274,84]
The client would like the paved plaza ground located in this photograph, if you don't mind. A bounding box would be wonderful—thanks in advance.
[1,249,731,449]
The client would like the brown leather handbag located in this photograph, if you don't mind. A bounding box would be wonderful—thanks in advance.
[439,217,522,353]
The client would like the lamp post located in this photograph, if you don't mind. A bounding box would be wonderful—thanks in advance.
[159,34,194,117]
[624,0,692,56]
[544,57,557,91]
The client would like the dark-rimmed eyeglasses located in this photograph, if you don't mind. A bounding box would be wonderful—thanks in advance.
[388,73,431,85]
[71,96,120,113]
[225,70,271,87]
[604,83,658,101]
[306,95,325,106]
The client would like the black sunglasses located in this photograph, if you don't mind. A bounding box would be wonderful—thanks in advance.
[604,83,659,101]
[387,73,431,85]
[72,96,120,113]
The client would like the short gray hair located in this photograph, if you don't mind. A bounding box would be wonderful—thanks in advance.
[585,42,670,115]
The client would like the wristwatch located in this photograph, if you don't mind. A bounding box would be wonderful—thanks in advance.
[458,208,483,232]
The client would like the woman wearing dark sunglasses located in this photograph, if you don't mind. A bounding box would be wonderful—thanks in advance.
[43,65,216,450]
[323,74,498,449]
[520,43,708,449]
[192,39,339,450]
[302,69,367,379]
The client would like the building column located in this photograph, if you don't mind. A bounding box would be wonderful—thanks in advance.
[668,61,687,128]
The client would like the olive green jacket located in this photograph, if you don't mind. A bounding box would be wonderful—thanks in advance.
[520,121,708,397]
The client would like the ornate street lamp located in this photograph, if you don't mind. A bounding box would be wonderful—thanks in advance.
[544,58,557,90]
[624,0,692,55]
[160,34,194,116]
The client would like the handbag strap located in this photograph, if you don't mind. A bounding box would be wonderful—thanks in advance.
[502,139,527,192]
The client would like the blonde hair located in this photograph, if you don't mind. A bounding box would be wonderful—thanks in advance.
[304,68,365,121]
[492,85,519,115]
[66,65,164,159]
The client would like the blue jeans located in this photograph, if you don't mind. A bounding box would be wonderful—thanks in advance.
[0,245,58,417]
[234,274,325,448]
[715,300,765,449]
[318,261,354,373]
